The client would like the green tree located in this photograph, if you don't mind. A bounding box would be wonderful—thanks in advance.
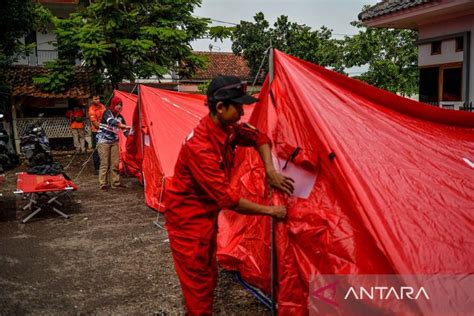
[343,21,418,96]
[231,12,418,96]
[35,0,213,92]
[231,12,345,80]
[0,0,40,114]
[197,80,211,95]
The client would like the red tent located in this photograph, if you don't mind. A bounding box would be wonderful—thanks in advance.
[113,90,138,175]
[217,50,474,314]
[125,85,255,210]
[129,86,208,210]
[122,52,473,313]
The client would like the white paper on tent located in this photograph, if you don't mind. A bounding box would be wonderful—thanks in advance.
[144,134,150,147]
[272,154,318,199]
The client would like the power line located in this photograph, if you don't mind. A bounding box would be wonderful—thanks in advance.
[192,15,356,37]
[192,15,238,26]
[206,14,359,45]
[333,33,356,37]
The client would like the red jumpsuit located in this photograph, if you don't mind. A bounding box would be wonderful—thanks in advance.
[165,115,270,315]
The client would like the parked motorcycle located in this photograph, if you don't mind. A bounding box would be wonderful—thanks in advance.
[20,117,53,167]
[0,113,19,173]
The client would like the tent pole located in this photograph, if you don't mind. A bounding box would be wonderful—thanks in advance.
[138,84,145,187]
[268,46,277,316]
[129,83,138,96]
[175,60,180,92]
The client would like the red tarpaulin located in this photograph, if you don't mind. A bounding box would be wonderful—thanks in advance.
[122,52,473,314]
[16,172,78,192]
[125,85,255,211]
[217,50,474,314]
[133,86,208,210]
[113,90,138,175]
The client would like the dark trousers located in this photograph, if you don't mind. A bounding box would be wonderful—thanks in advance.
[91,132,100,171]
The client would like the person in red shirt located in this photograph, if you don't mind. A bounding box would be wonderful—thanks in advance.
[88,95,106,174]
[65,101,86,153]
[165,75,295,315]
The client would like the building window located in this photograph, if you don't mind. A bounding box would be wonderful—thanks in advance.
[442,67,462,101]
[455,37,464,52]
[431,41,441,55]
[419,64,462,104]
[419,67,439,104]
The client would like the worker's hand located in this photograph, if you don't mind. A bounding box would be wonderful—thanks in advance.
[266,168,295,195]
[267,205,287,219]
[118,123,131,130]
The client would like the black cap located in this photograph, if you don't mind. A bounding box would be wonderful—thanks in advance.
[207,75,258,105]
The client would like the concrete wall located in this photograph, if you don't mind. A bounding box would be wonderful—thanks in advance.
[418,39,463,66]
[13,28,57,66]
[36,30,58,65]
[36,30,56,51]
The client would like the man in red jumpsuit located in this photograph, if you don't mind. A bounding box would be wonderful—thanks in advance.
[165,75,295,315]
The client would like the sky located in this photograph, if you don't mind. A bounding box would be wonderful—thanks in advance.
[191,0,374,75]
[191,0,373,51]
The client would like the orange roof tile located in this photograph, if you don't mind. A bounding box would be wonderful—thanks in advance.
[5,65,93,99]
[191,52,251,81]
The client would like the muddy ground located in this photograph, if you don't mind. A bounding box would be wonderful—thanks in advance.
[0,153,269,315]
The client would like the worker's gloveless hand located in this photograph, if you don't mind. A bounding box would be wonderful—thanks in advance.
[268,205,287,219]
[118,123,131,130]
[266,169,295,195]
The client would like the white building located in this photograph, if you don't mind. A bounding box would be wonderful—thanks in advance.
[15,0,79,66]
[360,0,474,110]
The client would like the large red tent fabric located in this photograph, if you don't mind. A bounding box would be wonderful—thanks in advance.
[121,51,473,314]
[113,90,138,174]
[129,86,208,210]
[217,50,474,314]
[125,85,255,210]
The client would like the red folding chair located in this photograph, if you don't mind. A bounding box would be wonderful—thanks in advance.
[14,172,79,223]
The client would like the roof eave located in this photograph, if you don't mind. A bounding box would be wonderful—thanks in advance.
[360,0,474,29]
[362,15,420,29]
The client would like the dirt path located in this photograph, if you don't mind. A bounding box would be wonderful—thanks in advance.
[0,154,268,315]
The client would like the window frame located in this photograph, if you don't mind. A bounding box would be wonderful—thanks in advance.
[455,37,464,52]
[431,40,442,55]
